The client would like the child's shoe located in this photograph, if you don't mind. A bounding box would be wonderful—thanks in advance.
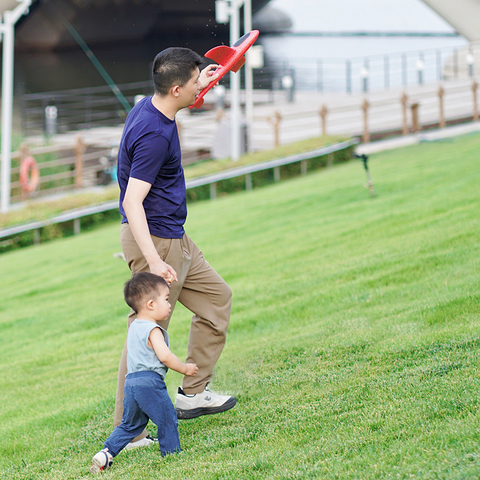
[90,448,113,474]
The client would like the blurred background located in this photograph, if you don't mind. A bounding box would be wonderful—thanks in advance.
[10,0,467,94]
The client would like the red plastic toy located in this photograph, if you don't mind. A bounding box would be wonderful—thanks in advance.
[190,30,260,109]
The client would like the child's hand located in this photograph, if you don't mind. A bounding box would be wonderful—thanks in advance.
[184,363,198,376]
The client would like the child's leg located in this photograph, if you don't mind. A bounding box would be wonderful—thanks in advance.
[104,384,149,457]
[134,375,181,456]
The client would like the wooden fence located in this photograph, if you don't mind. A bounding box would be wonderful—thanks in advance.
[9,137,115,204]
[250,79,480,149]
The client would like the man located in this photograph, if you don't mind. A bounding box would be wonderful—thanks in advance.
[115,47,235,447]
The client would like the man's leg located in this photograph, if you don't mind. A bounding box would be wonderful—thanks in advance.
[175,234,235,418]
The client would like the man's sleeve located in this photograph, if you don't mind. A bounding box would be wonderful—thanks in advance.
[129,133,170,185]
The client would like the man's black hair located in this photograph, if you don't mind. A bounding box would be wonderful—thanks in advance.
[124,272,169,313]
[152,47,203,96]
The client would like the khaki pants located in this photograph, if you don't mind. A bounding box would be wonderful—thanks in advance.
[114,223,232,436]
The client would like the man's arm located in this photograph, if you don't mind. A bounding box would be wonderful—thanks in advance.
[122,177,178,282]
[149,328,198,376]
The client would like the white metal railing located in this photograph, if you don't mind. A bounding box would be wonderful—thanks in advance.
[0,139,358,242]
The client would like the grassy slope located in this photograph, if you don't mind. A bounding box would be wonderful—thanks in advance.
[0,134,479,479]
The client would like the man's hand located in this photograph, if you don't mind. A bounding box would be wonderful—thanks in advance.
[198,64,219,90]
[184,363,198,376]
[149,258,178,285]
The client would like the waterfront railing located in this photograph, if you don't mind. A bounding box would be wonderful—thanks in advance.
[20,41,480,138]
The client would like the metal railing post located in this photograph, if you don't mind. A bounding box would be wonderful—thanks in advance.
[317,59,323,92]
[384,55,389,89]
[402,53,407,86]
[453,49,458,78]
[346,60,352,94]
[436,49,442,81]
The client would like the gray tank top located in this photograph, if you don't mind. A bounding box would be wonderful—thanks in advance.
[126,319,170,379]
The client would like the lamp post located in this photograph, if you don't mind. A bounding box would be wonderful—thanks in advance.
[229,1,240,161]
[215,0,253,160]
[0,0,31,213]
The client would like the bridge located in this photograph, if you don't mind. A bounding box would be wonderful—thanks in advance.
[421,0,480,42]
[14,0,273,52]
[11,0,480,53]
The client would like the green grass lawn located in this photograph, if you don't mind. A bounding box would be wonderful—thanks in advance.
[1,133,479,479]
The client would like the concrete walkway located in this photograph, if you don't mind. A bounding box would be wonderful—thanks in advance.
[24,76,480,155]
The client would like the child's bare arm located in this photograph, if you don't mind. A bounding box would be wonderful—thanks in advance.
[149,328,198,376]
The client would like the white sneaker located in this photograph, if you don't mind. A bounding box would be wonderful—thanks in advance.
[175,385,236,419]
[123,435,156,450]
[90,448,113,474]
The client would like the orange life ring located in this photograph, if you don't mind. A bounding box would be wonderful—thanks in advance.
[20,156,40,193]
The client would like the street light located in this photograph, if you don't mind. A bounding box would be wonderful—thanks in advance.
[0,0,31,213]
[215,0,253,160]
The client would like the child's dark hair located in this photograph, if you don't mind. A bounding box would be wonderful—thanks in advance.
[124,272,169,313]
[152,47,203,96]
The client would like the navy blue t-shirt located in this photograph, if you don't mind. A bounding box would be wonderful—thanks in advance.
[117,96,186,239]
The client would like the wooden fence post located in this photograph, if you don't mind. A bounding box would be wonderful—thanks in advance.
[268,110,282,148]
[361,98,370,143]
[472,80,479,121]
[319,104,328,136]
[438,85,446,128]
[400,92,409,135]
[19,144,30,202]
[75,136,86,188]
[410,102,420,133]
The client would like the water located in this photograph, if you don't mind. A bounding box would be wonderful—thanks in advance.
[268,0,457,34]
[15,34,468,96]
[258,0,469,92]
[259,34,468,92]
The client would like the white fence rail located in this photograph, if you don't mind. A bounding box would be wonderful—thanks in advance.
[0,139,358,243]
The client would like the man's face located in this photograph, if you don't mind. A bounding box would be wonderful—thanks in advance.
[178,67,201,107]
